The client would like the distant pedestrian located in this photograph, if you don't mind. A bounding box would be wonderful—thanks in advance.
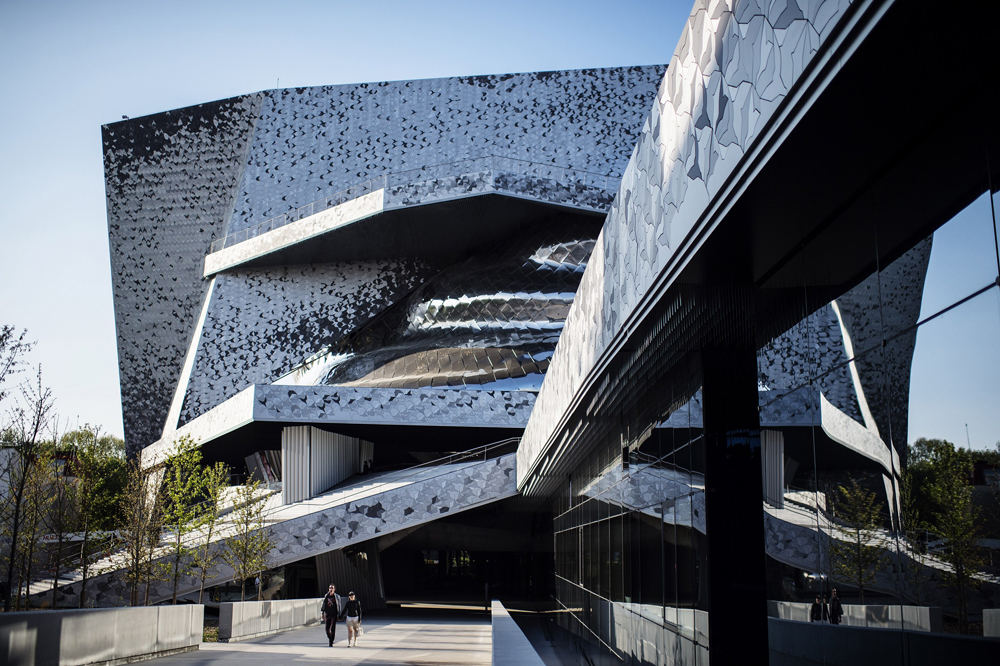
[810,596,825,622]
[829,588,843,625]
[321,584,342,646]
[340,591,363,647]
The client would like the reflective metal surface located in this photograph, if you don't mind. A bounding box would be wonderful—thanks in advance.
[276,225,599,391]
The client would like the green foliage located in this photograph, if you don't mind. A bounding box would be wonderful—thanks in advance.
[43,440,81,609]
[161,436,204,604]
[190,461,231,604]
[60,428,125,460]
[72,426,127,532]
[968,442,1000,467]
[912,438,984,634]
[900,468,931,603]
[117,460,164,606]
[829,479,886,604]
[72,425,127,608]
[0,364,55,612]
[221,479,274,602]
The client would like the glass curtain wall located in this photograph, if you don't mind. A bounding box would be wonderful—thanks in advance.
[552,397,708,666]
[759,156,1000,655]
[550,154,1000,666]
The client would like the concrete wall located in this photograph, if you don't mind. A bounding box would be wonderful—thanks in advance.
[985,608,1000,637]
[767,601,943,633]
[218,598,322,642]
[0,604,203,666]
[768,617,1000,666]
[491,600,545,666]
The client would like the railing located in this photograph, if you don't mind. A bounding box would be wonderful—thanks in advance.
[208,154,619,254]
[208,176,386,253]
[24,438,519,601]
[26,531,119,592]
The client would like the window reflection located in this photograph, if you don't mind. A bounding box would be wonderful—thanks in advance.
[759,176,1000,649]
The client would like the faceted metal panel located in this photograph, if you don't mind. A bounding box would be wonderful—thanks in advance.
[255,385,535,428]
[105,68,666,455]
[520,0,859,480]
[835,238,931,458]
[178,259,436,425]
[228,68,665,235]
[276,225,599,393]
[104,94,262,455]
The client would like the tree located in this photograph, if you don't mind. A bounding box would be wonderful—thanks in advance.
[69,425,127,608]
[161,436,203,604]
[14,441,54,610]
[43,435,81,609]
[900,468,930,604]
[829,479,886,604]
[221,479,274,602]
[0,365,55,612]
[190,461,231,604]
[0,326,32,405]
[918,438,984,634]
[117,460,164,606]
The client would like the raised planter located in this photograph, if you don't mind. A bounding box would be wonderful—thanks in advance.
[218,598,322,642]
[0,605,203,666]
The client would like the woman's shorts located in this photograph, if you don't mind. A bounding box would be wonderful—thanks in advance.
[345,617,361,630]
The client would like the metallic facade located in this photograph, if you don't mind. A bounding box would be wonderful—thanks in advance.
[105,67,665,455]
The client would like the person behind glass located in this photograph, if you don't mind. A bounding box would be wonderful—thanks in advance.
[321,584,342,646]
[810,596,824,622]
[829,588,844,625]
[339,591,362,647]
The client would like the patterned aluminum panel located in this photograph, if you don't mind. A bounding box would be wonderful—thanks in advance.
[105,67,665,455]
[274,222,599,393]
[519,0,861,485]
[255,385,535,428]
[104,94,262,455]
[228,68,664,236]
[178,259,436,426]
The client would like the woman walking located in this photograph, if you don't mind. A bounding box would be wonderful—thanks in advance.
[339,591,363,647]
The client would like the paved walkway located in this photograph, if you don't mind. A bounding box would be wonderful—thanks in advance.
[156,613,491,665]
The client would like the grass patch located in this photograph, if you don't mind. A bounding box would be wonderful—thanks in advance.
[203,626,219,643]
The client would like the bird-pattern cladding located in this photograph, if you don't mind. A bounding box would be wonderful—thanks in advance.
[228,68,665,235]
[104,94,261,456]
[520,0,860,471]
[178,259,437,427]
[105,68,665,455]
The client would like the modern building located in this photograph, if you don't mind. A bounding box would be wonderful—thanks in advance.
[90,0,1000,663]
[91,66,665,607]
[513,0,1000,664]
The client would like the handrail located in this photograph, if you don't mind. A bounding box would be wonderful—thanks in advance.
[208,154,619,254]
[25,438,520,597]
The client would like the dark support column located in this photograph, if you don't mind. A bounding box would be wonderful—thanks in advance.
[701,340,769,664]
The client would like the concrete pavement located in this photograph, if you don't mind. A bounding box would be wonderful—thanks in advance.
[153,612,491,665]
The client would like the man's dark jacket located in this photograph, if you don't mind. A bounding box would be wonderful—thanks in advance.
[322,592,342,617]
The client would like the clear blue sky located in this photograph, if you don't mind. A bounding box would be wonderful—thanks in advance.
[0,0,689,438]
[0,0,996,451]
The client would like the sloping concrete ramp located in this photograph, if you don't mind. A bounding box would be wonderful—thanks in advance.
[38,453,516,607]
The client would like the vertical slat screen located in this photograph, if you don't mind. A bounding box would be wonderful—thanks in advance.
[761,429,784,509]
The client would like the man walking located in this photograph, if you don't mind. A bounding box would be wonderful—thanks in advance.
[829,588,844,625]
[321,584,342,646]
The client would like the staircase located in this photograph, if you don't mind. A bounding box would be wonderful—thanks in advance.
[34,442,517,608]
